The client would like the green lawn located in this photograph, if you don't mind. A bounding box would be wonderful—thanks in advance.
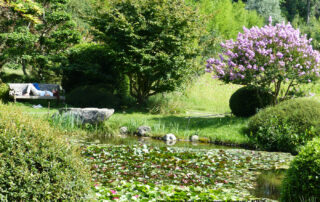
[6,73,320,147]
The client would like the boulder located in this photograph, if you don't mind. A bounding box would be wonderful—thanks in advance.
[58,108,114,125]
[163,133,177,141]
[119,126,128,135]
[137,126,151,136]
[189,135,199,142]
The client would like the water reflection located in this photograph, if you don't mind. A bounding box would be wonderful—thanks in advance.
[253,169,286,200]
[82,134,235,150]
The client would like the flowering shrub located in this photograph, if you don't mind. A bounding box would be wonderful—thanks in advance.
[206,17,320,104]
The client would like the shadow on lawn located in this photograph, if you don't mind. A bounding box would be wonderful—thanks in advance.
[150,115,248,130]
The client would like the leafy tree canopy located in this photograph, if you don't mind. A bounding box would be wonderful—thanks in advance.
[0,0,81,82]
[91,0,202,104]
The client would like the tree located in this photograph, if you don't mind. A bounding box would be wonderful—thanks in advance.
[281,0,320,23]
[246,0,284,23]
[206,19,320,104]
[0,0,42,71]
[91,0,201,104]
[0,0,80,82]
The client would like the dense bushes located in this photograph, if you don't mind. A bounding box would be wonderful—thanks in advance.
[0,104,90,201]
[229,86,272,117]
[281,138,320,201]
[244,98,320,153]
[62,43,124,92]
[0,82,9,103]
[66,85,122,108]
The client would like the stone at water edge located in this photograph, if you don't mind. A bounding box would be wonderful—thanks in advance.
[163,133,177,141]
[189,135,199,142]
[120,126,128,135]
[137,126,151,136]
[58,108,114,125]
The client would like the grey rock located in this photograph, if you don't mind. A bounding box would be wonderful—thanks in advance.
[119,126,128,134]
[189,135,199,142]
[163,133,177,141]
[137,126,151,136]
[58,107,114,125]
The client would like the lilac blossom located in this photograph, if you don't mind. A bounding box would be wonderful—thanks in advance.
[205,17,320,103]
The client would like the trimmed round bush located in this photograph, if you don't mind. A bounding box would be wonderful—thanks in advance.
[66,85,120,108]
[281,138,320,201]
[0,104,91,200]
[0,82,9,103]
[229,86,272,117]
[245,98,320,153]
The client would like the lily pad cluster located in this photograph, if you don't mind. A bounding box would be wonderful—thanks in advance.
[82,144,293,201]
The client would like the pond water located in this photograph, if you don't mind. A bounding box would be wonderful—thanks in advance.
[79,135,289,201]
[253,169,286,200]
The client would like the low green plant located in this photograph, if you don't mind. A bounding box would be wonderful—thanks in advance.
[281,138,320,201]
[229,86,272,117]
[244,98,320,153]
[0,103,91,201]
[0,82,9,103]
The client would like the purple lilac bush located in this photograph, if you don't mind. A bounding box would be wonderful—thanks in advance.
[206,17,320,104]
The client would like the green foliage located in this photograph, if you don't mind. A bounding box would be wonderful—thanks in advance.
[63,43,130,101]
[229,86,272,117]
[281,138,320,201]
[281,0,320,22]
[245,98,320,153]
[189,0,264,40]
[91,0,202,104]
[292,16,320,50]
[0,82,9,103]
[246,0,284,23]
[0,0,81,82]
[66,85,121,108]
[0,104,90,201]
[148,92,186,114]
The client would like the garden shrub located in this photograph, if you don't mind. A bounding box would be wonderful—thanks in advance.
[229,86,272,117]
[0,104,90,201]
[62,43,121,92]
[245,98,320,153]
[0,82,9,103]
[66,85,120,108]
[281,138,320,201]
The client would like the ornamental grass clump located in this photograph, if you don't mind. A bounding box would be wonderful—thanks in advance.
[0,103,91,201]
[206,17,320,104]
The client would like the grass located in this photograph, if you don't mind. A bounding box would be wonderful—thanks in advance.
[148,74,242,114]
[4,71,320,147]
[106,113,249,145]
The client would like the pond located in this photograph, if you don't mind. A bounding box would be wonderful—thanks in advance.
[79,135,293,201]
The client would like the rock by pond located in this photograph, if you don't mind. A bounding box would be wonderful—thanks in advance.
[189,135,199,142]
[58,107,114,125]
[163,133,177,141]
[137,126,151,136]
[119,126,128,135]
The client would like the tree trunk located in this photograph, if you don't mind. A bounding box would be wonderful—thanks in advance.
[307,0,311,24]
[22,60,28,76]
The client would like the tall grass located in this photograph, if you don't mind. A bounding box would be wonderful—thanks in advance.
[148,74,242,114]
